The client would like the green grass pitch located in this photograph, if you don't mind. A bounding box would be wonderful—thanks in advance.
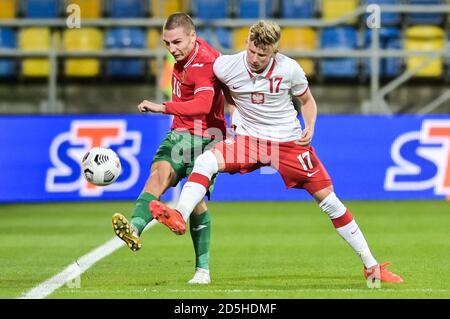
[1,200,449,298]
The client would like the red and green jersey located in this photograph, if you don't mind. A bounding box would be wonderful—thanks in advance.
[163,37,226,138]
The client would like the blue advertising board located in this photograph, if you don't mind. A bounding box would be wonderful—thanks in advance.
[0,114,448,202]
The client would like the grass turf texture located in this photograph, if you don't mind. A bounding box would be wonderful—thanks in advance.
[1,201,449,298]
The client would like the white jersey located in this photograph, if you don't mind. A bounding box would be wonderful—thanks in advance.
[213,51,308,142]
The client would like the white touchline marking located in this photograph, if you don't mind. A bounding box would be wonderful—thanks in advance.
[19,217,162,299]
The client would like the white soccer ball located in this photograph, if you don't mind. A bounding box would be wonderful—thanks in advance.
[81,147,122,186]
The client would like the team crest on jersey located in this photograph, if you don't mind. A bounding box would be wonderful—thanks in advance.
[251,92,265,104]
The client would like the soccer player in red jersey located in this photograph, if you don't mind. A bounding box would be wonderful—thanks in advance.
[151,20,403,286]
[112,13,226,284]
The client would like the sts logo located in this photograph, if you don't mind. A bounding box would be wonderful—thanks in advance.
[385,119,450,199]
[46,120,141,196]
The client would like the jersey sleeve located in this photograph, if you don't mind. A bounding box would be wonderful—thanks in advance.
[213,55,227,83]
[291,61,309,97]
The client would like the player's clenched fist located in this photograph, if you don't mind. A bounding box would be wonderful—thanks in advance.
[137,100,166,113]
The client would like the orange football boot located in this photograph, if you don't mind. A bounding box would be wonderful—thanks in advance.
[364,262,403,283]
[150,200,186,235]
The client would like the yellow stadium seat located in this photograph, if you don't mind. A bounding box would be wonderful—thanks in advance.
[279,28,317,76]
[63,28,103,77]
[66,0,101,19]
[322,0,359,24]
[20,28,51,77]
[0,0,16,19]
[405,26,445,78]
[150,0,186,17]
[233,27,249,51]
[148,28,162,76]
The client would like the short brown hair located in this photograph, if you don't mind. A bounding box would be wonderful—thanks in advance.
[249,20,281,49]
[163,13,195,33]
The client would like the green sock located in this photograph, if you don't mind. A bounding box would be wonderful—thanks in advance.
[189,211,211,270]
[131,192,157,235]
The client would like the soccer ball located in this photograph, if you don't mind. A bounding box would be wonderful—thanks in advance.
[81,147,122,186]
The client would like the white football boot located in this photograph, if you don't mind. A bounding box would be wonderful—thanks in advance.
[188,268,211,284]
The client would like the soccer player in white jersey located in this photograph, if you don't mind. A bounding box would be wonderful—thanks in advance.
[151,21,403,284]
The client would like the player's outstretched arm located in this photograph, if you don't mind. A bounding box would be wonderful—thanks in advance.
[137,100,166,113]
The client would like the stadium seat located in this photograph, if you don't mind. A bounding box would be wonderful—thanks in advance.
[363,27,402,77]
[280,0,315,19]
[363,0,401,25]
[322,0,359,24]
[232,27,249,51]
[19,28,51,77]
[195,0,228,19]
[23,0,59,18]
[319,27,358,78]
[406,0,445,25]
[67,0,101,19]
[405,26,445,77]
[279,28,317,76]
[63,28,103,77]
[150,0,185,17]
[196,27,231,50]
[0,0,16,19]
[0,28,16,77]
[105,27,146,77]
[109,0,146,18]
[237,0,273,18]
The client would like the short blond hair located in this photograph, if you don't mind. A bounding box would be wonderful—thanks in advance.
[249,20,281,49]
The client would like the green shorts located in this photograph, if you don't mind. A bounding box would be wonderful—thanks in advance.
[152,130,219,195]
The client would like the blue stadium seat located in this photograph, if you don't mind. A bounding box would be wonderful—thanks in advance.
[195,0,228,19]
[320,27,358,78]
[105,28,146,77]
[0,28,16,77]
[109,0,146,18]
[281,0,315,19]
[363,28,402,77]
[237,0,273,18]
[196,27,231,50]
[406,0,445,25]
[23,0,59,18]
[363,0,401,25]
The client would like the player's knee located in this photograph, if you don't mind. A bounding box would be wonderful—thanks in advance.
[319,192,347,219]
[192,151,219,177]
[145,163,175,196]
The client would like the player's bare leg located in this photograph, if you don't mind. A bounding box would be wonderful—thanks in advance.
[313,186,403,285]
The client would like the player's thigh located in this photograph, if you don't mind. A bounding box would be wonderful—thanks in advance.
[212,135,262,174]
[277,144,332,195]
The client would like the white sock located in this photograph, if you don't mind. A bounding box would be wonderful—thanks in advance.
[319,192,378,268]
[176,151,219,221]
[335,220,378,268]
